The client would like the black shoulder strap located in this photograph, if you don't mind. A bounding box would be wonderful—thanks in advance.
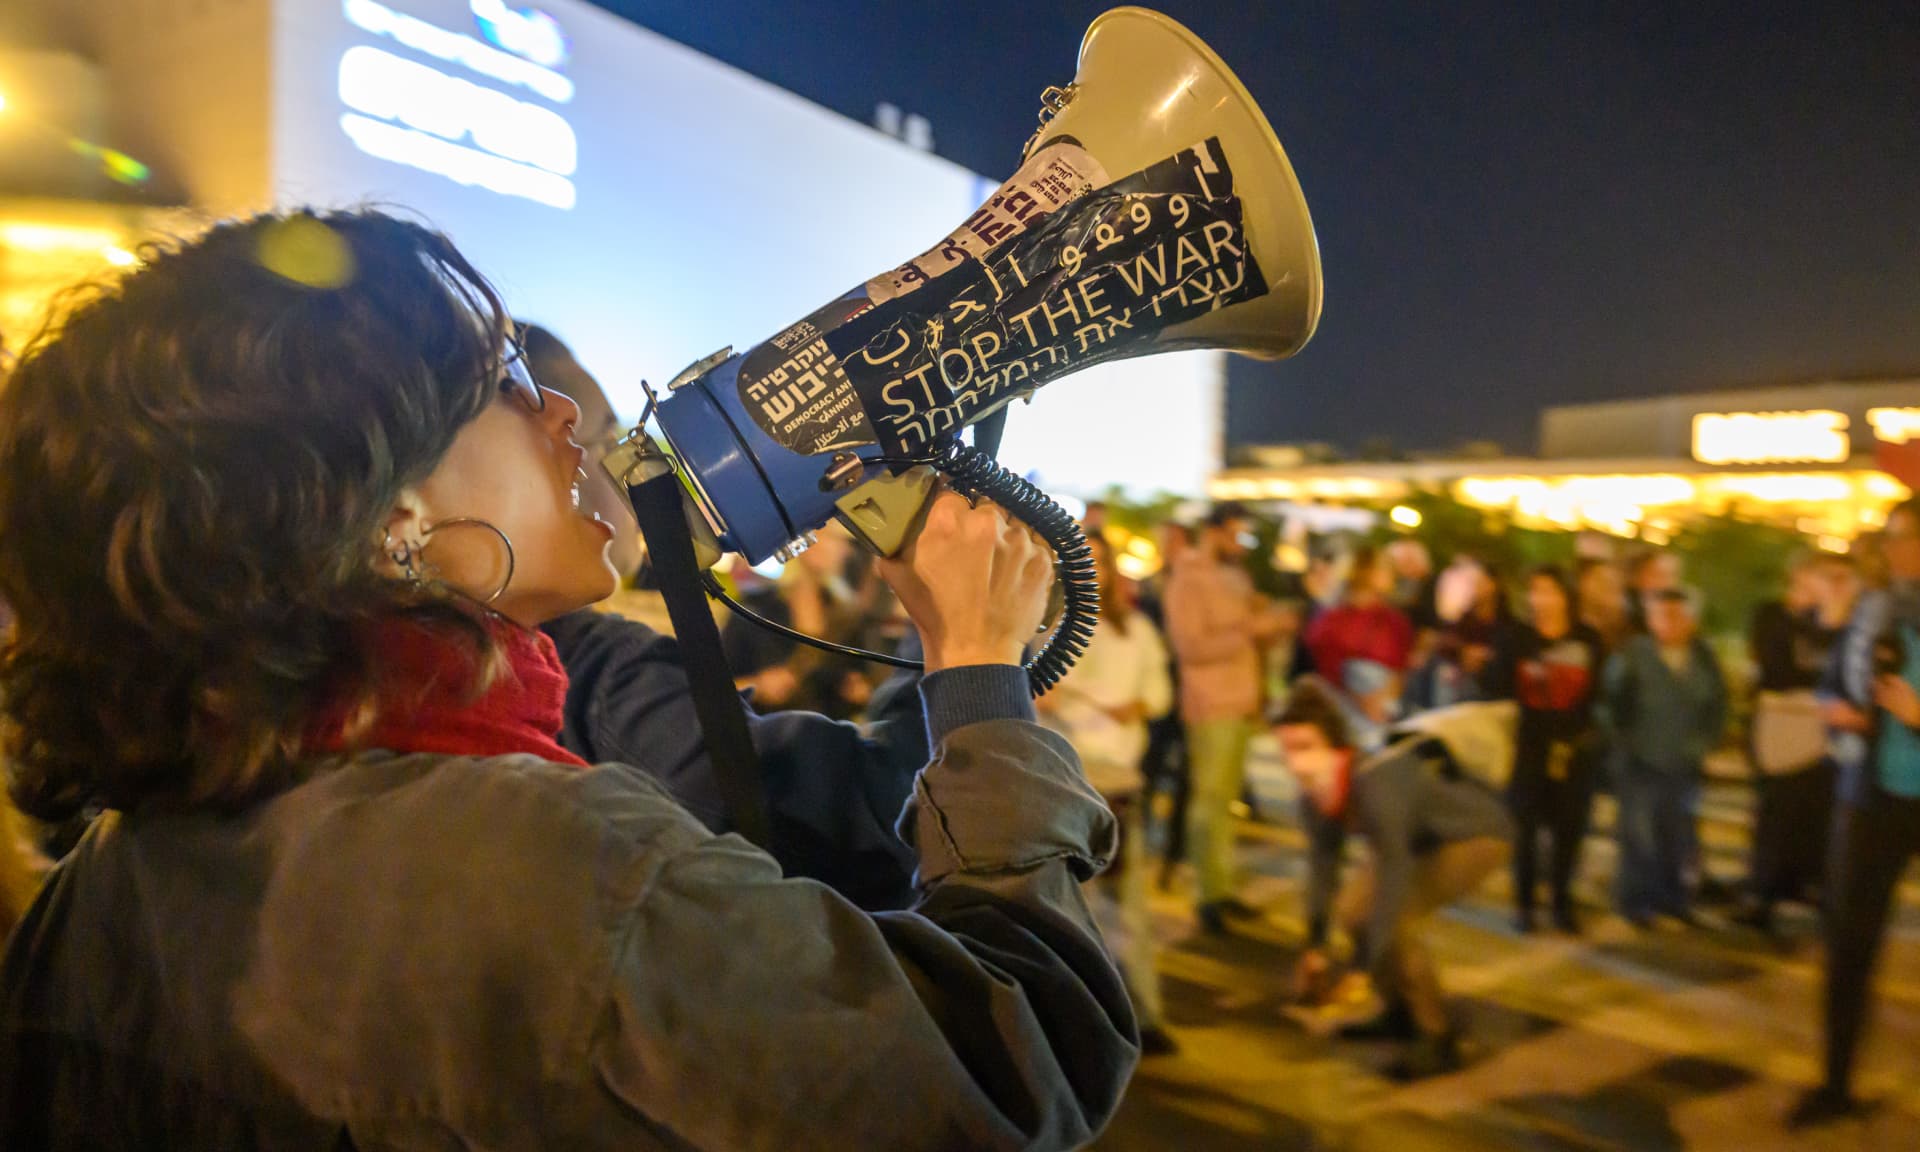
[626,471,772,849]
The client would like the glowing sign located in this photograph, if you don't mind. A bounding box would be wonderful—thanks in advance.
[471,0,569,68]
[1868,408,1920,445]
[345,0,572,102]
[340,115,576,208]
[339,0,577,210]
[1691,410,1850,466]
[340,47,576,173]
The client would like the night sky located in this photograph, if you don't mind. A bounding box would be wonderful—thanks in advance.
[590,0,1920,454]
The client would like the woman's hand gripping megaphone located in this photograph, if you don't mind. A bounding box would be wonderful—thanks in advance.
[876,487,1055,674]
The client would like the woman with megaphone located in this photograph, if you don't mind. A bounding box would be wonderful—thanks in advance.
[0,210,1137,1149]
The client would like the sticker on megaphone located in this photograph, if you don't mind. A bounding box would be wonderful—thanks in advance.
[735,137,1269,461]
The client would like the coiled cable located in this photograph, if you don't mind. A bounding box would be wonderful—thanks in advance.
[700,440,1099,696]
[923,441,1098,695]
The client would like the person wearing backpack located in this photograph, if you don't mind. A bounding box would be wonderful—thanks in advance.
[1598,586,1729,929]
[1275,678,1513,1080]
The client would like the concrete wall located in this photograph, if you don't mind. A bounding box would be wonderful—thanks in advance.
[72,0,275,214]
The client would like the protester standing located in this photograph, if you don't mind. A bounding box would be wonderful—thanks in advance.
[1165,503,1282,933]
[1600,587,1728,928]
[1406,558,1510,713]
[1303,546,1415,736]
[1137,521,1193,881]
[1041,535,1177,1054]
[1739,553,1850,935]
[1490,566,1604,934]
[1791,499,1920,1127]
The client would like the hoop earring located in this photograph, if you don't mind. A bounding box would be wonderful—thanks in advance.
[383,532,423,585]
[420,517,517,605]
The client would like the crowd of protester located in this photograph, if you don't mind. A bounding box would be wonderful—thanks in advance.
[0,212,1912,1141]
[1036,499,1911,1117]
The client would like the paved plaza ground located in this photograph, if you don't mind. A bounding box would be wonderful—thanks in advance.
[1092,739,1920,1152]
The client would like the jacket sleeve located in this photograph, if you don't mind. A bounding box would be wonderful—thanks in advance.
[548,610,925,910]
[1696,643,1730,758]
[587,667,1137,1152]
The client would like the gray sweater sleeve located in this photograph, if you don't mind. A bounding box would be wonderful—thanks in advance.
[586,668,1137,1151]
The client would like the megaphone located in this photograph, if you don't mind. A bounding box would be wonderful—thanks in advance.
[611,6,1321,689]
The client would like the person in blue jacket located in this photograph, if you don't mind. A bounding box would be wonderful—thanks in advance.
[520,324,927,911]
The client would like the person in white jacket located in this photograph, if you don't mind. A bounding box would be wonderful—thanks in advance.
[1042,533,1177,1054]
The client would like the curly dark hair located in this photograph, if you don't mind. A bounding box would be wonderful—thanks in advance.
[0,210,513,820]
[1271,676,1354,750]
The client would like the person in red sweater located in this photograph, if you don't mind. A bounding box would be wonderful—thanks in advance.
[1305,547,1416,730]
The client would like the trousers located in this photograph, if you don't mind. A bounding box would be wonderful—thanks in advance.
[1185,717,1254,905]
[1614,759,1700,921]
[1821,788,1920,1093]
[1336,837,1511,1036]
[1508,737,1595,918]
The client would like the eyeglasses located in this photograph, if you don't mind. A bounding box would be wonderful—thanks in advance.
[499,347,546,415]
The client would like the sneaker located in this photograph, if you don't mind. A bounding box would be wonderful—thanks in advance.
[1139,1026,1180,1057]
[1386,1031,1464,1082]
[1787,1086,1876,1129]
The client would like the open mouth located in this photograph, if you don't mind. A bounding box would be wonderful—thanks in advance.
[571,467,612,527]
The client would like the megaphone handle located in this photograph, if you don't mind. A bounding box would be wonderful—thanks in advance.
[914,442,1099,696]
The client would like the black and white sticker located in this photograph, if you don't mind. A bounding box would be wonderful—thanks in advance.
[827,138,1267,458]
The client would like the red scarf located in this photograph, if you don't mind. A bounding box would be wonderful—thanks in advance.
[307,616,586,767]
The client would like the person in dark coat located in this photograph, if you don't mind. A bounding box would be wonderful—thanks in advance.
[520,323,927,911]
[1738,552,1851,935]
[1599,587,1728,928]
[1486,565,1604,935]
